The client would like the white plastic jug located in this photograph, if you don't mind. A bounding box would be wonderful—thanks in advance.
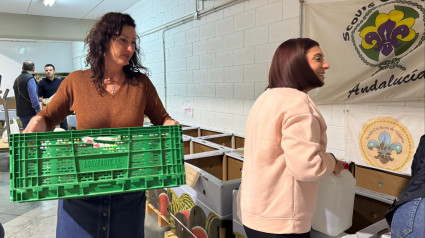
[311,169,356,236]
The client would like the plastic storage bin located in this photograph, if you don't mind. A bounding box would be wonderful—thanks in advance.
[9,125,185,202]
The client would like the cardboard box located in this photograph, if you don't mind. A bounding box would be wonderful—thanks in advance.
[355,219,390,238]
[354,165,411,197]
[183,135,191,155]
[234,135,244,149]
[192,138,233,154]
[184,151,242,215]
[199,128,225,137]
[345,194,391,234]
[4,97,16,109]
[167,150,243,238]
[182,127,224,138]
[199,133,245,150]
[181,124,244,149]
[182,126,199,137]
[198,134,233,148]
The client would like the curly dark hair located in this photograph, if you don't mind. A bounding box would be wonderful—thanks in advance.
[84,12,149,95]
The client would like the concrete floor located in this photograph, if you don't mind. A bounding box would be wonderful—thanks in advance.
[0,151,169,238]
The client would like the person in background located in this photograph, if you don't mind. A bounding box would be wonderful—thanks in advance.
[385,134,425,237]
[239,38,344,238]
[0,220,3,238]
[37,64,68,130]
[0,85,3,238]
[13,61,41,129]
[23,12,178,238]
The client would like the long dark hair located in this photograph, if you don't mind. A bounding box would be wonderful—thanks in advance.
[85,12,149,95]
[268,38,324,91]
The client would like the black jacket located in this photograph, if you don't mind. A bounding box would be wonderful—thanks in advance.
[385,134,425,226]
[13,71,37,117]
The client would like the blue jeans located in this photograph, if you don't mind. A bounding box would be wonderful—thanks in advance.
[19,115,34,129]
[0,221,4,238]
[391,198,425,238]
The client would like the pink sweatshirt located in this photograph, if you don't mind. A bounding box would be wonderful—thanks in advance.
[240,88,336,234]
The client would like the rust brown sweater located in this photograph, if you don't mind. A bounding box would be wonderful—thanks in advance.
[38,69,170,130]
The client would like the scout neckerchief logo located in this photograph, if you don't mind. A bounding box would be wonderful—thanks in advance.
[359,117,414,172]
[348,1,424,76]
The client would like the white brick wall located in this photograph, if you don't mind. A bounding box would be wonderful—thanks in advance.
[200,22,216,40]
[283,0,300,19]
[223,31,244,50]
[269,18,299,43]
[244,25,268,47]
[199,83,216,97]
[255,1,282,26]
[224,99,244,114]
[193,68,208,82]
[121,0,425,158]
[224,66,243,83]
[216,17,234,36]
[216,112,234,130]
[186,83,200,96]
[216,83,234,98]
[216,50,234,67]
[200,53,216,68]
[243,63,268,82]
[193,40,207,55]
[186,27,200,42]
[207,67,224,82]
[180,70,193,83]
[234,10,255,31]
[234,83,255,100]
[187,55,200,70]
[233,47,255,65]
[207,36,224,53]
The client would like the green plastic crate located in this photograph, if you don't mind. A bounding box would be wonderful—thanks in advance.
[9,125,185,202]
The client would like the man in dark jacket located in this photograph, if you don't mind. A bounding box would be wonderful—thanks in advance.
[37,64,67,130]
[13,61,41,129]
[386,134,425,237]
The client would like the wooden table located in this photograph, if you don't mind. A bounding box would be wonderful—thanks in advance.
[0,140,9,151]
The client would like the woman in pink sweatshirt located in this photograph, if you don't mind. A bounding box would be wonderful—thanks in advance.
[239,38,344,238]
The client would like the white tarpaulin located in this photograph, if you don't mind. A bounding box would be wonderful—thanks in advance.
[345,110,424,175]
[304,0,425,104]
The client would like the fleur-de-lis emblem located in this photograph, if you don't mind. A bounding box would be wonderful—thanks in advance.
[360,9,417,59]
[367,131,402,164]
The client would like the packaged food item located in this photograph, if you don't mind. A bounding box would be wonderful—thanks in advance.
[82,135,121,148]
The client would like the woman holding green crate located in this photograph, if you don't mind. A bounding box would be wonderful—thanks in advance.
[24,12,178,238]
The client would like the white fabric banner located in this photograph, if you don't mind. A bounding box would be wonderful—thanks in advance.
[304,0,425,104]
[345,111,424,174]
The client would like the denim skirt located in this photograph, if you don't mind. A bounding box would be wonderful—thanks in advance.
[56,191,146,238]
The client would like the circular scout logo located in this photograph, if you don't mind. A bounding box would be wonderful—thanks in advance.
[351,1,425,75]
[359,117,414,171]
